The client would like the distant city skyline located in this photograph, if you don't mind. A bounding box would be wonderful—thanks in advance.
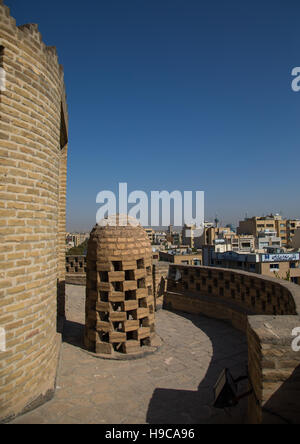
[8,0,300,233]
[67,212,300,234]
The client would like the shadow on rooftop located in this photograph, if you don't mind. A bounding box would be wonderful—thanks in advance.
[62,320,85,349]
[146,309,248,424]
[261,364,300,424]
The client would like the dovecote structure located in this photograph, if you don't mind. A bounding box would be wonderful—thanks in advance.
[85,221,156,355]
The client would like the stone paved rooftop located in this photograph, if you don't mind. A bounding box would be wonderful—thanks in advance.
[11,285,248,424]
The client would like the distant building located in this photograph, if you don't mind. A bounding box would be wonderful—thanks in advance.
[66,232,89,248]
[256,230,281,250]
[145,228,155,244]
[237,214,300,247]
[287,220,300,245]
[181,224,204,248]
[159,249,202,266]
[292,228,300,250]
[181,224,194,248]
[172,232,181,245]
[201,229,256,253]
[211,239,231,253]
[166,225,181,245]
[204,247,300,284]
[199,226,235,246]
[154,231,167,245]
[231,235,256,252]
[237,214,281,237]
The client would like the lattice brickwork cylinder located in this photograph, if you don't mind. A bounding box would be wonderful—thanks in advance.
[85,222,156,355]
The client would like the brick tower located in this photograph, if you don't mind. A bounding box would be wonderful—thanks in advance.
[84,218,157,355]
[0,1,68,421]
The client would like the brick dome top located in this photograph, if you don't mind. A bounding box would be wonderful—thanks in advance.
[88,220,152,261]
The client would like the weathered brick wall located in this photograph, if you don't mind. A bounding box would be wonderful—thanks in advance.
[247,316,300,424]
[165,265,300,424]
[0,1,68,422]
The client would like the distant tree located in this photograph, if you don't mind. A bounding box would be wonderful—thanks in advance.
[274,270,291,282]
[66,239,88,256]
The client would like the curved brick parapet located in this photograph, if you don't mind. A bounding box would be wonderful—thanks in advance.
[165,265,300,424]
[0,1,68,422]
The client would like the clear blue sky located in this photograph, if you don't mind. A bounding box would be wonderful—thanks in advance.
[7,0,300,231]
